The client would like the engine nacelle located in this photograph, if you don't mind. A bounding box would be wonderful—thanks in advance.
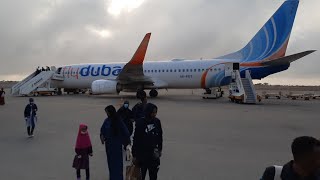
[91,80,119,94]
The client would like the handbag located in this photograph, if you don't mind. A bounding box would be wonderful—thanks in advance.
[126,163,142,180]
[72,155,81,169]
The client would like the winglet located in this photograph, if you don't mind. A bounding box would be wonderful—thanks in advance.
[129,33,151,65]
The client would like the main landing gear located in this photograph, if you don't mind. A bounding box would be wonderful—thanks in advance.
[136,89,159,98]
[149,89,158,98]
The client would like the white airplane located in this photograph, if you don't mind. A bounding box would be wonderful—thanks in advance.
[52,0,315,97]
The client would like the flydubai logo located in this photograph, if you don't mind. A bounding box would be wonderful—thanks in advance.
[79,65,122,77]
[62,65,122,79]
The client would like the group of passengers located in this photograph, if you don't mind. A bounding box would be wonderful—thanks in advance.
[73,90,162,180]
[35,66,51,76]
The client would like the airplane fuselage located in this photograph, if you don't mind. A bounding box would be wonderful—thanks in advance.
[53,59,241,90]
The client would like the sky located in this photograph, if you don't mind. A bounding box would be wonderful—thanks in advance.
[0,0,319,85]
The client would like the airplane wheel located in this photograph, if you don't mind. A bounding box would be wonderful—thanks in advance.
[149,89,158,98]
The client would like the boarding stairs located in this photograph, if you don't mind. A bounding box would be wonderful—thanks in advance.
[229,70,258,104]
[11,67,64,96]
[241,78,257,104]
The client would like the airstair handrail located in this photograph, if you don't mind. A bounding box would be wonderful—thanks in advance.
[245,70,257,102]
[234,70,246,97]
[11,71,36,95]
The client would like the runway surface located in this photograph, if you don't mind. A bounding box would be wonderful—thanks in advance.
[0,89,319,180]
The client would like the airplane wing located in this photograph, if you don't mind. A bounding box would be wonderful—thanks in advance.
[117,33,153,85]
[262,50,316,66]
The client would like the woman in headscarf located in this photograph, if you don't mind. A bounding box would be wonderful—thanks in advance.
[72,124,93,180]
[24,98,38,137]
[132,103,163,180]
[100,105,131,180]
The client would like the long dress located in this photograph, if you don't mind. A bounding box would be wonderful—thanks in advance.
[72,124,92,170]
[100,118,130,180]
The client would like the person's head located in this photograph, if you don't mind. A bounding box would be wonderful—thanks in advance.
[144,103,158,119]
[123,100,129,109]
[79,124,88,135]
[105,105,117,118]
[291,136,320,175]
[29,98,34,104]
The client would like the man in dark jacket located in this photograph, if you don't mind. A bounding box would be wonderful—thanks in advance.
[24,98,38,137]
[132,103,163,180]
[261,136,320,180]
[117,100,134,136]
[0,88,5,105]
[132,91,148,121]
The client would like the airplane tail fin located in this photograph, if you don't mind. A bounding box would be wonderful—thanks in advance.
[218,0,299,62]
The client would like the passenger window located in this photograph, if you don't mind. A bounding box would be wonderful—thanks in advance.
[202,69,205,71]
[190,69,192,72]
[210,69,212,71]
[183,69,185,72]
[155,70,157,73]
[151,70,153,73]
[170,69,172,72]
[174,69,176,72]
[178,69,181,72]
[186,69,189,72]
[214,68,217,71]
[166,70,169,72]
[198,69,201,72]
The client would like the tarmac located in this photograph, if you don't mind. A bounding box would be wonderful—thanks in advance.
[0,89,319,180]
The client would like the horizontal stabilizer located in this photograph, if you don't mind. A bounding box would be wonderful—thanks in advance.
[262,50,316,66]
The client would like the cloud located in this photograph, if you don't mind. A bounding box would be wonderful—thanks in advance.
[0,0,319,85]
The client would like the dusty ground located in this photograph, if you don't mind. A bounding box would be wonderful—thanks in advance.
[0,89,319,180]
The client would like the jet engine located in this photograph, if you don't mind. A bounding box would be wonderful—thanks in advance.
[91,80,120,94]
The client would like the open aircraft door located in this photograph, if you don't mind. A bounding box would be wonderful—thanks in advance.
[225,62,239,77]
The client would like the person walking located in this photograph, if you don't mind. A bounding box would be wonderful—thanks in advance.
[100,105,131,180]
[132,91,148,121]
[72,124,93,180]
[261,136,320,180]
[117,100,134,136]
[24,98,38,137]
[132,103,163,180]
[0,88,5,105]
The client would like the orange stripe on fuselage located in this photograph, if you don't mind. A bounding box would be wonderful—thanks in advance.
[200,63,226,89]
[240,62,263,67]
